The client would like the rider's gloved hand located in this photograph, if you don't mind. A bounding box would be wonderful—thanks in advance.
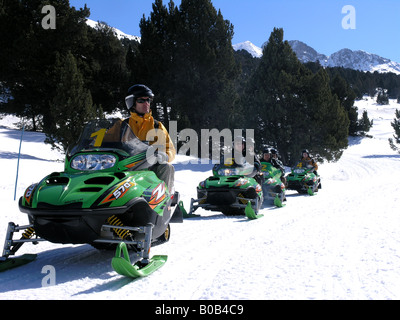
[156,151,168,164]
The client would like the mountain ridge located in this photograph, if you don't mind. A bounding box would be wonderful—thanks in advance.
[85,19,400,75]
[234,39,400,75]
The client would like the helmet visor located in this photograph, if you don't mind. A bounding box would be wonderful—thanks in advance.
[125,94,135,110]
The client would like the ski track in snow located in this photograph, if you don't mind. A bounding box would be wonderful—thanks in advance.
[1,98,400,300]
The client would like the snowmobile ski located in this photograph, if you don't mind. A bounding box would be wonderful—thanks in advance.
[111,242,167,278]
[245,202,264,220]
[0,254,37,273]
[180,200,199,218]
[273,195,285,208]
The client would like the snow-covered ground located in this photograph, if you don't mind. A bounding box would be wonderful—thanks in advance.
[1,96,400,300]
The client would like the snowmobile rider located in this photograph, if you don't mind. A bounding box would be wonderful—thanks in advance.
[233,136,263,185]
[261,147,286,185]
[299,149,318,175]
[124,84,176,192]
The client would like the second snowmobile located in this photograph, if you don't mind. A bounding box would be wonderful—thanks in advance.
[189,161,263,219]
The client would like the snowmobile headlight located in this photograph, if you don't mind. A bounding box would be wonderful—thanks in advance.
[71,154,116,171]
[294,168,305,174]
[218,168,239,176]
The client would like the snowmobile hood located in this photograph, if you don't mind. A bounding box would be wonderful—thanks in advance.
[22,171,159,209]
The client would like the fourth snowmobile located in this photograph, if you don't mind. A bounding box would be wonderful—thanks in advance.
[286,162,321,196]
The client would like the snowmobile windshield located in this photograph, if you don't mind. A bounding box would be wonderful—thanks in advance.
[67,118,150,158]
[293,162,313,172]
[214,162,256,177]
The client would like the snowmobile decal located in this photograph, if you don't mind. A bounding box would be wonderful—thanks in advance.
[23,184,37,206]
[124,152,147,169]
[148,183,166,208]
[90,128,107,147]
[234,178,248,187]
[100,179,136,205]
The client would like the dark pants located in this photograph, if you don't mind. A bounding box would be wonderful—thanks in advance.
[150,163,175,192]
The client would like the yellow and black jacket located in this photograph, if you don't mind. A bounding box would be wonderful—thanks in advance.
[127,112,176,163]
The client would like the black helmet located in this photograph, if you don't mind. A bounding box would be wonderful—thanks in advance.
[302,149,309,156]
[270,148,278,155]
[263,147,270,154]
[125,84,154,110]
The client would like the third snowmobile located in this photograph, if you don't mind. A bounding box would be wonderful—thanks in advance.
[260,161,286,207]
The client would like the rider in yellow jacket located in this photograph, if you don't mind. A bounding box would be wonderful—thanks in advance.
[299,149,318,174]
[124,84,176,191]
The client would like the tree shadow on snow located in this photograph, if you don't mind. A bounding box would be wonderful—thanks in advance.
[0,128,45,143]
[348,135,365,146]
[0,150,60,162]
[363,154,400,159]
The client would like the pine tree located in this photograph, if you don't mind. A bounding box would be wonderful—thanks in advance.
[331,74,358,135]
[358,110,373,134]
[0,0,91,130]
[243,28,349,165]
[243,28,311,164]
[377,88,389,105]
[136,0,179,124]
[389,109,400,153]
[137,0,239,132]
[86,21,129,114]
[305,69,349,162]
[45,52,101,152]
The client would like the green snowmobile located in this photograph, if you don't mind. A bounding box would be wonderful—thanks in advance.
[189,161,264,219]
[286,163,321,196]
[0,119,183,277]
[260,161,286,207]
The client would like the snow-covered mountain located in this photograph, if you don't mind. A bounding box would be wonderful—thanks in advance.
[234,40,400,75]
[232,41,263,58]
[86,19,140,42]
[85,18,400,75]
[325,48,400,74]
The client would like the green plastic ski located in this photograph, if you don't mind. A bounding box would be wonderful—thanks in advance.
[0,254,37,273]
[245,202,264,220]
[274,195,285,207]
[183,201,201,218]
[111,242,167,278]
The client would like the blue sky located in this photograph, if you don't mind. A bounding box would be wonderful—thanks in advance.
[70,0,400,62]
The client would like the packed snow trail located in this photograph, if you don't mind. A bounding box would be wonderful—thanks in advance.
[1,97,400,299]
